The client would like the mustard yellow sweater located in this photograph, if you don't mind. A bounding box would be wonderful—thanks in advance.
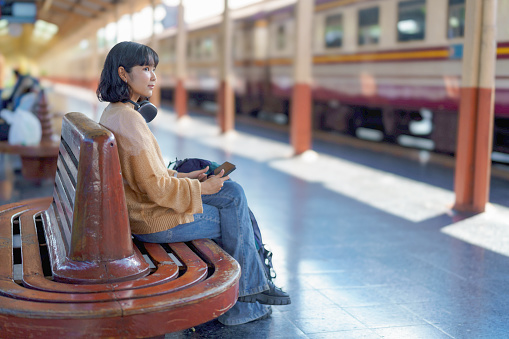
[99,102,203,234]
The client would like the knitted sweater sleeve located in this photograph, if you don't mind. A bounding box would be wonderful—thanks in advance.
[103,106,203,215]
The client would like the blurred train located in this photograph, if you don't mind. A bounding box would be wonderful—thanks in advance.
[41,0,509,157]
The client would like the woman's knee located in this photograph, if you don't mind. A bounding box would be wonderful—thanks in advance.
[222,180,246,198]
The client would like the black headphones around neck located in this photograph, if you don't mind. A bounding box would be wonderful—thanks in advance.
[124,99,158,123]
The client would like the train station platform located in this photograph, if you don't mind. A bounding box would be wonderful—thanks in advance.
[2,82,509,338]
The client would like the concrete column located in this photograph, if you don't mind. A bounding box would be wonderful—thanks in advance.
[149,0,161,108]
[129,0,136,41]
[217,0,235,133]
[290,0,313,155]
[89,34,99,90]
[90,34,100,119]
[454,0,498,213]
[175,0,188,118]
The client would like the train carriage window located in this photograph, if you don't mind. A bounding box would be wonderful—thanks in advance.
[202,37,214,58]
[358,7,380,45]
[397,0,426,42]
[169,42,175,60]
[448,0,465,38]
[195,38,201,59]
[97,28,106,49]
[325,14,343,48]
[276,25,286,50]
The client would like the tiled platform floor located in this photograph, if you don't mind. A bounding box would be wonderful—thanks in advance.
[1,83,509,338]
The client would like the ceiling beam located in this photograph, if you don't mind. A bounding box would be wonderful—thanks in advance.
[41,0,54,14]
[84,0,115,10]
[57,0,103,16]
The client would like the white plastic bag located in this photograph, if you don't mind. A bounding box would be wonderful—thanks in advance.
[0,108,42,146]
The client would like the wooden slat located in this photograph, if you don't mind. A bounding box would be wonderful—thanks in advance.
[0,243,208,304]
[118,239,241,310]
[60,121,81,165]
[0,199,51,279]
[23,242,179,293]
[56,150,77,202]
[0,198,240,336]
[17,200,53,279]
[57,142,78,186]
[53,171,73,235]
[0,293,123,317]
[0,278,119,304]
[42,203,69,270]
[0,210,18,279]
[51,188,71,252]
[1,238,238,305]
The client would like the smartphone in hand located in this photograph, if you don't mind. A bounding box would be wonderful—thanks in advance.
[214,161,236,176]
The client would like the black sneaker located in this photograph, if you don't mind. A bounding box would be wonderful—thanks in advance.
[238,281,291,305]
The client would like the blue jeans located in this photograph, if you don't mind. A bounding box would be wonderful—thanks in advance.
[134,181,271,325]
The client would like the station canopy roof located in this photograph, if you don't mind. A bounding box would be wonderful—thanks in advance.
[0,0,156,60]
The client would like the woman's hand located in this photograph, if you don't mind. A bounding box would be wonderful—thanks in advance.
[178,166,209,182]
[201,169,229,195]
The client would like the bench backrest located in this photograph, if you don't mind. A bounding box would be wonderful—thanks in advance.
[43,112,149,283]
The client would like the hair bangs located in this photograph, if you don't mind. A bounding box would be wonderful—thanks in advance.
[138,45,159,67]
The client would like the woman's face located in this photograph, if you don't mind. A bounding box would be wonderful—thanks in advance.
[124,64,157,102]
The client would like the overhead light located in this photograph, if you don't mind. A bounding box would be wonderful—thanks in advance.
[80,39,89,50]
[0,19,8,35]
[32,20,58,41]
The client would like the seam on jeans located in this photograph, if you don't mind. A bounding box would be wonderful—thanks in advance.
[238,283,269,298]
[218,307,270,326]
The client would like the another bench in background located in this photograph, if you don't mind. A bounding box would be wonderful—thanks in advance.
[0,90,59,182]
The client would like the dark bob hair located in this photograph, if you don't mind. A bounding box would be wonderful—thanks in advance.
[97,41,159,103]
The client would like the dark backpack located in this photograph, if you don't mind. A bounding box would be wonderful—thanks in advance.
[0,117,9,141]
[170,158,276,280]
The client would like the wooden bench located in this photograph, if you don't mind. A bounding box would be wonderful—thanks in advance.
[0,112,240,338]
[0,90,59,182]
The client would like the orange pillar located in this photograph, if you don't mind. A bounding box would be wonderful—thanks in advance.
[217,0,235,133]
[454,0,497,213]
[175,0,188,118]
[290,0,313,155]
[218,80,235,132]
[175,79,187,118]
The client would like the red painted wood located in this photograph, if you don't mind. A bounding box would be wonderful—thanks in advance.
[175,79,188,118]
[0,112,241,336]
[472,87,495,212]
[454,87,477,210]
[18,202,179,293]
[290,83,312,155]
[454,87,495,213]
[0,141,59,180]
[217,80,235,133]
[49,113,149,284]
[0,203,240,336]
[0,141,59,157]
